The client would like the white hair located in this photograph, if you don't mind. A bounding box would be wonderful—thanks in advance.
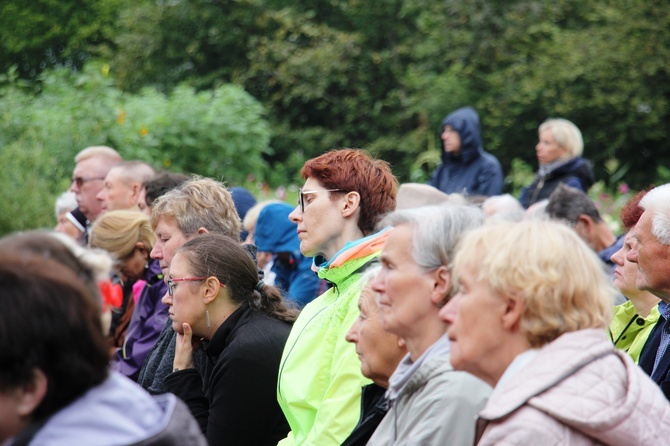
[639,183,670,245]
[55,191,78,218]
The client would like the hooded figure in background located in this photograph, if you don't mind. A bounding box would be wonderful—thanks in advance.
[429,107,504,197]
[254,203,322,308]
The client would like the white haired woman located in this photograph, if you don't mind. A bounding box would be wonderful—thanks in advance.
[440,220,670,445]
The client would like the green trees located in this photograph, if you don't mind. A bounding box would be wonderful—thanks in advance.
[1,0,669,233]
[0,64,270,234]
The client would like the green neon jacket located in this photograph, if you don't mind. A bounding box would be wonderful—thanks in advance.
[277,228,391,446]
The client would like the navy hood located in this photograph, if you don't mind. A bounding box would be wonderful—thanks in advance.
[230,186,257,241]
[440,107,483,164]
[254,203,300,255]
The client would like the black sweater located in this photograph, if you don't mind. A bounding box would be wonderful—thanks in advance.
[164,305,291,445]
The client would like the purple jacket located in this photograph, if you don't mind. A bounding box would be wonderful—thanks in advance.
[112,259,168,382]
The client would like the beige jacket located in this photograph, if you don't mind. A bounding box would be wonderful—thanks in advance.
[476,329,670,445]
[368,354,490,446]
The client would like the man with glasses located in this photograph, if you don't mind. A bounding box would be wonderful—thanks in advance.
[70,145,123,225]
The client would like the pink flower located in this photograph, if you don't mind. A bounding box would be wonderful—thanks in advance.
[618,183,630,194]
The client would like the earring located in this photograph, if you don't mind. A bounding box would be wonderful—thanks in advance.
[206,307,211,328]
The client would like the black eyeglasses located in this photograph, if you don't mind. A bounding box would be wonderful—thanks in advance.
[71,176,105,188]
[298,188,342,213]
[167,277,207,296]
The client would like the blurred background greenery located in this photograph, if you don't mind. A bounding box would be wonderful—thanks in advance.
[1,0,668,234]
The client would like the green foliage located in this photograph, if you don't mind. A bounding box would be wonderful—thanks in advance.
[0,64,270,235]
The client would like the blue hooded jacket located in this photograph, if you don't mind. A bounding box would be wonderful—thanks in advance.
[254,203,321,307]
[429,107,504,196]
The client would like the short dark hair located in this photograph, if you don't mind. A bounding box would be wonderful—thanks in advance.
[546,184,602,224]
[0,253,109,421]
[144,172,191,207]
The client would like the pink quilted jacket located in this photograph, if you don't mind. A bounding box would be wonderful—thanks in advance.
[475,329,670,445]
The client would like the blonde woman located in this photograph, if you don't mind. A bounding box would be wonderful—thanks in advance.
[440,221,670,444]
[519,118,595,208]
[90,210,168,381]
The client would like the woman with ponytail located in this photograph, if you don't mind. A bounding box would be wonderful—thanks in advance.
[162,233,296,445]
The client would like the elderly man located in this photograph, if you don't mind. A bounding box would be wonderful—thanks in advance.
[70,146,123,223]
[97,160,156,213]
[628,183,670,399]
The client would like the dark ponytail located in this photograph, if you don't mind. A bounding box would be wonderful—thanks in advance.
[178,233,299,323]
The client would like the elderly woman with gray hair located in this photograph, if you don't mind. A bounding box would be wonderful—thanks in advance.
[367,203,491,445]
[440,220,670,445]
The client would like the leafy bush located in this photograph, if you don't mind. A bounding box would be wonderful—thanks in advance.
[0,63,271,235]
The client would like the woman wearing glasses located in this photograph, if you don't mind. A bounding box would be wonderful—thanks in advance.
[162,233,297,445]
[278,149,397,445]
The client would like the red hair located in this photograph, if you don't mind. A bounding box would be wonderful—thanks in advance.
[301,149,397,234]
[620,187,654,230]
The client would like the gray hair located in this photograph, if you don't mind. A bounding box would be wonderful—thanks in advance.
[546,184,602,225]
[639,183,670,245]
[110,160,156,185]
[380,203,485,270]
[482,194,524,223]
[55,191,78,218]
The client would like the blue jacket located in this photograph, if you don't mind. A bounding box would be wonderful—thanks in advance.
[111,259,168,382]
[429,107,504,196]
[254,203,321,308]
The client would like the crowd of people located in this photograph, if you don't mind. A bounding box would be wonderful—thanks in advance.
[2,110,670,446]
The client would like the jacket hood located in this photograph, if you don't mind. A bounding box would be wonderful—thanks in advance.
[254,203,300,256]
[440,107,483,165]
[481,329,670,445]
[30,371,205,445]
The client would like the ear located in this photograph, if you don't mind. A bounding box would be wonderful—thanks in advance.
[429,265,451,307]
[196,227,209,235]
[577,215,593,232]
[501,292,525,332]
[202,277,223,305]
[341,192,361,218]
[130,182,142,201]
[16,369,48,417]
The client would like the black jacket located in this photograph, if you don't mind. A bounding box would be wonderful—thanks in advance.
[164,305,291,445]
[519,156,595,208]
[639,314,670,400]
[341,384,388,446]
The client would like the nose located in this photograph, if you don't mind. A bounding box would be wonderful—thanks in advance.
[70,180,79,193]
[371,270,385,294]
[289,206,302,223]
[96,189,105,202]
[626,248,639,264]
[150,243,162,260]
[438,293,460,324]
[345,320,359,344]
[161,291,172,306]
[610,246,625,266]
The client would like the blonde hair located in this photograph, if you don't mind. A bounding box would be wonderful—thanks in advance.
[243,199,284,232]
[453,220,613,347]
[89,210,156,261]
[150,176,241,241]
[74,146,122,164]
[538,118,584,158]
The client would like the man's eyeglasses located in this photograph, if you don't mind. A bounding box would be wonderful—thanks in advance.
[167,277,207,296]
[298,188,342,213]
[71,176,105,188]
